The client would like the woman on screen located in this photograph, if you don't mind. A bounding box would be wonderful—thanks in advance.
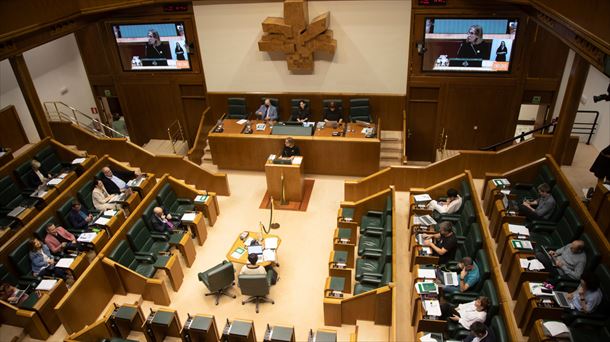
[457,24,491,60]
[495,41,508,62]
[144,29,171,60]
[175,42,185,60]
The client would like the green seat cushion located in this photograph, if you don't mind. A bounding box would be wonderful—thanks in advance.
[333,251,348,264]
[355,258,380,281]
[151,310,174,326]
[168,232,185,245]
[189,316,212,332]
[115,306,138,321]
[337,228,352,239]
[135,264,156,278]
[341,207,354,220]
[328,276,345,292]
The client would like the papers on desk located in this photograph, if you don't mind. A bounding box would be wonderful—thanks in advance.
[423,299,442,316]
[127,177,145,187]
[511,239,533,250]
[94,217,110,226]
[415,281,439,295]
[77,232,97,243]
[56,258,74,269]
[604,183,610,191]
[292,156,303,165]
[58,173,69,179]
[31,189,48,198]
[508,224,530,236]
[109,193,126,203]
[7,206,26,218]
[420,246,432,255]
[492,178,511,187]
[181,212,197,222]
[72,157,86,164]
[236,119,248,125]
[542,321,570,337]
[36,279,58,291]
[520,258,545,271]
[500,189,511,195]
[413,194,432,203]
[47,178,62,186]
[420,333,443,342]
[264,237,278,249]
[194,194,209,203]
[263,249,276,262]
[417,267,437,279]
[244,237,255,246]
[268,154,276,161]
[231,247,246,259]
[256,123,266,131]
[529,282,550,297]
[103,210,118,217]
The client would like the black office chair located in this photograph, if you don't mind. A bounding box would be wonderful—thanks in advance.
[349,98,371,122]
[198,260,236,305]
[227,97,247,120]
[238,273,274,313]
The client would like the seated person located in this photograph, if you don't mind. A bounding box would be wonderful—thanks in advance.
[30,159,50,188]
[240,253,267,276]
[291,100,310,122]
[464,321,496,342]
[45,223,82,255]
[256,98,278,122]
[281,137,301,158]
[28,238,66,279]
[0,282,29,305]
[518,183,556,221]
[323,101,343,123]
[427,188,462,214]
[421,221,457,265]
[566,272,603,314]
[536,240,586,280]
[68,200,93,230]
[100,166,137,195]
[151,206,177,233]
[441,296,489,330]
[92,178,118,211]
[444,257,480,294]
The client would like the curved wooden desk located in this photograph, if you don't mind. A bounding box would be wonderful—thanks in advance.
[226,231,281,267]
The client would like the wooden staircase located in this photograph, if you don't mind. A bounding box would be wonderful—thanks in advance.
[380,131,403,168]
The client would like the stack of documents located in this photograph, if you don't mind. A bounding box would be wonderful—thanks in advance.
[264,237,278,249]
[194,194,208,203]
[7,206,26,218]
[413,194,432,203]
[292,156,303,165]
[417,267,437,279]
[181,212,197,222]
[420,333,443,342]
[56,258,75,269]
[493,178,511,187]
[529,282,550,296]
[36,279,58,291]
[47,178,62,186]
[508,224,530,236]
[263,249,276,262]
[103,210,118,217]
[236,119,247,125]
[231,247,245,259]
[520,258,545,271]
[94,217,110,226]
[72,157,86,164]
[77,232,97,243]
[423,300,442,316]
[542,321,570,337]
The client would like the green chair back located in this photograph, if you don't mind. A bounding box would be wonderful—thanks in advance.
[227,97,247,120]
[108,240,137,271]
[156,183,177,210]
[481,279,500,322]
[126,219,154,252]
[238,274,270,297]
[473,249,491,293]
[201,260,235,292]
[142,200,160,231]
[0,176,25,209]
[35,146,62,175]
[0,264,20,285]
[554,208,583,246]
[34,217,56,242]
[463,223,483,258]
[490,316,509,342]
[548,186,569,222]
[580,232,601,273]
[540,164,556,188]
[77,179,96,212]
[8,240,32,277]
[14,160,36,189]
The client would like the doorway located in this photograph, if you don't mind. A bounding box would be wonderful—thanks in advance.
[514,104,549,139]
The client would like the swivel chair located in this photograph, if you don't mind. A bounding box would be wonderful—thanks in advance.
[198,260,236,305]
[238,273,274,313]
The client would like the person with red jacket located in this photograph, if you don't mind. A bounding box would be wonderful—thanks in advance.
[44,223,81,254]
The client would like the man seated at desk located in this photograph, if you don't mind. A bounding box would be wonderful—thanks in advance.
[323,101,343,123]
[240,253,278,285]
[420,221,457,265]
[291,100,310,122]
[152,206,179,233]
[68,200,93,231]
[443,257,480,294]
[256,98,278,123]
[44,223,81,255]
[536,240,586,280]
[440,296,489,330]
[464,321,496,342]
[101,166,137,195]
[518,183,556,221]
[427,188,462,215]
[281,137,301,158]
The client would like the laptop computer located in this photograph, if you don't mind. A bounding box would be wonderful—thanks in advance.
[540,245,556,267]
[416,234,428,245]
[553,291,571,308]
[247,245,263,255]
[442,271,459,286]
[502,195,520,212]
[324,121,338,129]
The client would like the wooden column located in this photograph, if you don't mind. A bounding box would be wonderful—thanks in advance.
[550,54,589,162]
[9,54,53,139]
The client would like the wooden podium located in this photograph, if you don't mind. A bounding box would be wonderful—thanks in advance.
[265,156,304,202]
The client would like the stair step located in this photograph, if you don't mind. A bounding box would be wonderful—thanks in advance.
[380,142,402,150]
[380,151,402,159]
[380,160,402,168]
[380,131,402,141]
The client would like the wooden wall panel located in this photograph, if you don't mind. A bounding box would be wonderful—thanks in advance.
[0,105,29,151]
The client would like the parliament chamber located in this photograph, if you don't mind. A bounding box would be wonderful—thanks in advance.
[1,0,610,341]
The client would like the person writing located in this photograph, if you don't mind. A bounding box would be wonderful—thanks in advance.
[256,98,278,123]
[281,137,300,158]
[457,24,491,60]
[323,101,343,123]
[495,41,508,62]
[518,183,556,220]
[427,188,462,214]
[291,100,310,122]
[421,221,457,265]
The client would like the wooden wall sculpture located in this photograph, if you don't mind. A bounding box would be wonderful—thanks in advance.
[258,0,336,72]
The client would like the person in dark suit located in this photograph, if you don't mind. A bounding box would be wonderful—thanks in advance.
[323,101,343,123]
[281,137,300,157]
[151,206,176,233]
[100,166,136,195]
[590,144,610,181]
[29,160,49,188]
[67,201,93,231]
[291,100,310,122]
[144,29,171,61]
[463,321,496,342]
[457,25,491,60]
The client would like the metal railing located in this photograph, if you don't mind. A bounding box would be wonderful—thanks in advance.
[43,101,127,139]
[480,118,557,151]
[571,110,599,145]
[167,120,186,154]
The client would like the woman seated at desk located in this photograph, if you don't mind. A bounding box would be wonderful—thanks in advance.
[92,178,120,211]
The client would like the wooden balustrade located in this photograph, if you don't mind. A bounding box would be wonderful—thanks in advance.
[187,107,211,164]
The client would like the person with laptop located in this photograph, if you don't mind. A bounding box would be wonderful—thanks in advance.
[426,188,462,215]
[291,100,310,122]
[421,221,458,265]
[566,272,602,313]
[440,296,489,329]
[536,240,586,280]
[281,137,301,158]
[444,257,480,294]
[100,166,138,195]
[323,101,343,123]
[518,183,556,221]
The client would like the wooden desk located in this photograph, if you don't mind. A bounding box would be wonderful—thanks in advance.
[514,282,564,336]
[154,254,184,291]
[506,253,550,299]
[500,238,534,266]
[47,171,77,193]
[265,159,305,201]
[226,232,281,267]
[267,324,295,342]
[224,319,256,342]
[109,303,145,338]
[145,308,181,342]
[328,265,352,294]
[410,235,439,272]
[128,173,156,198]
[412,297,446,336]
[208,119,380,176]
[30,187,58,207]
[0,150,13,165]
[182,212,207,246]
[528,319,571,342]
[489,199,526,241]
[32,279,68,333]
[482,179,510,217]
[11,206,38,226]
[95,210,126,236]
[171,231,196,268]
[89,230,110,254]
[497,222,530,260]
[194,193,219,227]
[61,253,90,280]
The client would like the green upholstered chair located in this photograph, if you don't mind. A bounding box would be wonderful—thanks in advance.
[511,164,556,199]
[448,279,500,338]
[34,146,64,175]
[0,263,34,288]
[156,183,195,218]
[349,98,371,122]
[141,200,159,231]
[358,225,388,256]
[13,160,38,192]
[76,179,100,215]
[56,197,87,235]
[108,240,156,278]
[354,265,392,295]
[448,222,483,265]
[355,247,390,282]
[227,97,248,120]
[568,318,610,342]
[435,180,472,221]
[126,219,170,255]
[439,201,475,238]
[8,240,39,283]
[198,260,236,305]
[360,196,392,234]
[238,273,274,313]
[0,176,38,215]
[290,98,310,120]
[490,316,510,342]
[529,207,582,250]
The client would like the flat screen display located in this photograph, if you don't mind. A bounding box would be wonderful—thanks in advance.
[112,22,191,71]
[423,18,518,73]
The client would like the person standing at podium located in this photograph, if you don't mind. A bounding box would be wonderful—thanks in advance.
[256,98,278,122]
[281,137,300,158]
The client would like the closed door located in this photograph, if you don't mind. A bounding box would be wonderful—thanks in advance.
[406,101,438,161]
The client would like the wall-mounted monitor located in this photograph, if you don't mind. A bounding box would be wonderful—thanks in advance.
[422,18,519,73]
[112,22,191,71]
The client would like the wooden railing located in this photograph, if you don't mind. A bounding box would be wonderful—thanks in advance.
[187,107,211,164]
[344,135,555,201]
[49,121,230,196]
[324,285,393,327]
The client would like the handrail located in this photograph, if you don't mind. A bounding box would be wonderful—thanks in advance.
[401,110,407,164]
[43,101,126,139]
[572,110,599,144]
[480,118,557,151]
[187,107,211,164]
[167,120,186,154]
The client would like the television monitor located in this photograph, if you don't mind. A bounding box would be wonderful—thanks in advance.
[112,22,191,71]
[423,18,519,72]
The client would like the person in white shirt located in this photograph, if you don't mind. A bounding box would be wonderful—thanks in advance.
[427,188,463,214]
[239,253,267,276]
[92,179,118,211]
[440,296,489,329]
